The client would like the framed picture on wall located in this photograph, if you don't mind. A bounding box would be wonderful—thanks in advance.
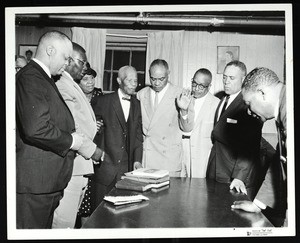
[217,46,240,74]
[19,44,37,62]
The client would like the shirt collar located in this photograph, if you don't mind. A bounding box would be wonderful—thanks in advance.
[152,82,169,95]
[273,96,280,121]
[228,90,240,101]
[32,58,51,78]
[118,88,130,100]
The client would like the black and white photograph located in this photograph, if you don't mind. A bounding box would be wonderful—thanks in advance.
[217,46,239,73]
[5,3,295,240]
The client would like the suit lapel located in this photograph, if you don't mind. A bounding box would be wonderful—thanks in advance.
[112,92,127,131]
[192,95,209,132]
[214,97,223,126]
[70,75,96,122]
[30,61,73,116]
[216,92,242,124]
[148,84,174,130]
[143,88,154,121]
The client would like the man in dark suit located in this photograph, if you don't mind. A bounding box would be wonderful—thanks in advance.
[232,67,287,227]
[206,61,263,200]
[16,31,86,228]
[91,65,143,211]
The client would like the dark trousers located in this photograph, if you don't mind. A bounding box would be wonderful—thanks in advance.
[90,154,129,213]
[17,191,63,229]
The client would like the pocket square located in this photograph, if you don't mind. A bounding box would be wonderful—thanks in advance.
[227,118,238,124]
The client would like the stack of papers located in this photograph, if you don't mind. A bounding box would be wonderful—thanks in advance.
[104,195,149,206]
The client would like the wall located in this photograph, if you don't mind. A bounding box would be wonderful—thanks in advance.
[182,30,285,94]
[181,30,284,139]
[15,26,72,54]
[16,25,281,143]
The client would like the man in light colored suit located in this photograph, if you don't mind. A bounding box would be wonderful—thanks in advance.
[137,59,183,176]
[177,68,220,178]
[53,42,105,228]
[232,67,287,227]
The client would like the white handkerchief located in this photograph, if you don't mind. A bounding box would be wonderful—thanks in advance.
[227,118,238,124]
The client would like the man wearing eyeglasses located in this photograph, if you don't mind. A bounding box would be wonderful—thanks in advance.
[206,61,263,201]
[137,59,185,176]
[53,42,106,228]
[177,68,220,178]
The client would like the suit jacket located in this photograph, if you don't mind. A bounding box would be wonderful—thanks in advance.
[137,83,183,172]
[92,92,143,186]
[207,92,263,188]
[56,72,97,176]
[179,92,220,178]
[16,60,75,194]
[255,86,287,213]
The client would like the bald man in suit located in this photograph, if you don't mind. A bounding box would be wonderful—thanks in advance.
[16,31,85,229]
[232,67,287,227]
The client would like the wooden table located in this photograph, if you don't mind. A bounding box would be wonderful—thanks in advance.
[83,178,273,228]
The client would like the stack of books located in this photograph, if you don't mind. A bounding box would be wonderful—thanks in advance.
[116,168,170,192]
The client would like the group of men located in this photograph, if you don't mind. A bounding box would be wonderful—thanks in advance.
[16,30,287,229]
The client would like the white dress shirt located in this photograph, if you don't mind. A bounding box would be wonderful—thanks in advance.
[150,83,170,107]
[118,88,131,121]
[217,91,241,121]
[182,94,207,136]
[32,58,51,78]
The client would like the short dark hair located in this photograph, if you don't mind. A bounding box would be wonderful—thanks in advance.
[25,50,33,55]
[149,59,169,71]
[83,62,97,78]
[242,67,281,92]
[194,68,212,81]
[72,42,86,55]
[225,60,247,76]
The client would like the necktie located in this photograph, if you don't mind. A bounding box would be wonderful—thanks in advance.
[220,95,230,117]
[122,97,131,101]
[153,92,159,111]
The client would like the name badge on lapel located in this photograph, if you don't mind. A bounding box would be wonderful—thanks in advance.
[227,118,238,124]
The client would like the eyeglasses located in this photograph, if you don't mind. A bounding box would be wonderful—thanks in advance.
[68,56,87,66]
[150,76,167,82]
[191,80,209,90]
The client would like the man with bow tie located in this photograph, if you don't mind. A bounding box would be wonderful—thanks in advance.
[232,67,288,227]
[176,68,220,178]
[91,65,143,211]
[206,61,263,200]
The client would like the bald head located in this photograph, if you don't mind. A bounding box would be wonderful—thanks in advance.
[118,66,136,81]
[15,56,27,72]
[35,31,73,76]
